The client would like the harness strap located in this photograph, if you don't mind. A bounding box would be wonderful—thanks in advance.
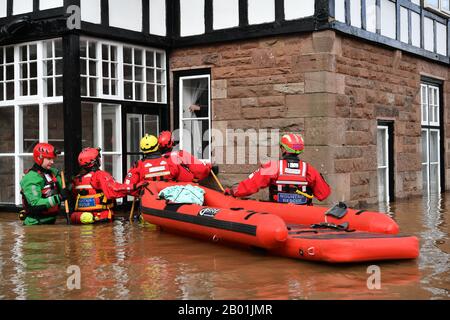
[310,222,355,232]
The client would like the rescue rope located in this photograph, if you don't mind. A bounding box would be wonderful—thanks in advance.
[60,170,70,225]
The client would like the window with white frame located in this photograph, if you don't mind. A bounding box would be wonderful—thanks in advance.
[179,75,211,161]
[12,103,64,205]
[126,113,160,178]
[421,84,439,126]
[377,125,390,202]
[18,44,38,97]
[81,102,122,182]
[80,39,99,97]
[80,38,167,103]
[101,44,119,96]
[154,52,166,103]
[0,39,65,205]
[123,47,166,102]
[43,39,63,97]
[421,83,441,194]
[424,0,450,13]
[124,47,145,101]
[0,46,15,101]
[0,105,15,203]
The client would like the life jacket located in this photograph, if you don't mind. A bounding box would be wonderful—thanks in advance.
[139,155,173,181]
[73,172,114,211]
[21,167,60,216]
[269,159,311,205]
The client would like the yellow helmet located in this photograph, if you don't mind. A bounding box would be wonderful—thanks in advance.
[140,134,159,153]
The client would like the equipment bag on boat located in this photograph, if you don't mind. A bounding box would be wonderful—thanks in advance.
[158,185,205,205]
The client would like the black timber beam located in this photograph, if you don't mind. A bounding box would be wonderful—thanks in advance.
[62,32,82,178]
[0,11,67,46]
[331,21,449,65]
[315,0,330,30]
[171,17,317,48]
[80,22,171,49]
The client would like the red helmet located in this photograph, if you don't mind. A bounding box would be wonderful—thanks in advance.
[280,133,304,154]
[158,131,174,150]
[33,143,57,166]
[78,147,101,168]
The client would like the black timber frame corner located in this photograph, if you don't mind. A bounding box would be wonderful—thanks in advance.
[63,32,82,179]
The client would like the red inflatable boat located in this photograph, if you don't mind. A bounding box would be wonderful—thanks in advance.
[140,182,419,263]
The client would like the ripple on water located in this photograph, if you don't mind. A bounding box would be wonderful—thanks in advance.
[0,200,448,300]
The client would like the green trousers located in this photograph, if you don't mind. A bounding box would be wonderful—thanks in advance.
[23,216,57,226]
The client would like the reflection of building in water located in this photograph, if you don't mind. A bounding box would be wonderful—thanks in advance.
[10,223,27,300]
[420,195,449,297]
[112,222,130,298]
[0,1,449,211]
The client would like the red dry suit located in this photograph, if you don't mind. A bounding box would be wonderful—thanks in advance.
[71,169,135,224]
[230,156,331,204]
[124,151,211,187]
[164,150,211,182]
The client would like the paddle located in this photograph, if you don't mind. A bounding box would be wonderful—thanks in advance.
[60,170,71,225]
[129,197,136,222]
[210,170,225,192]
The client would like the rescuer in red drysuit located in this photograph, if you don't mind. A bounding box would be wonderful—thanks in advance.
[124,133,212,188]
[71,147,147,224]
[158,130,212,182]
[224,133,331,205]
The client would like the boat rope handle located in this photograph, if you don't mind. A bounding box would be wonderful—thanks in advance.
[295,189,314,199]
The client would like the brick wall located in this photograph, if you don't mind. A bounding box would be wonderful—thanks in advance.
[170,30,450,207]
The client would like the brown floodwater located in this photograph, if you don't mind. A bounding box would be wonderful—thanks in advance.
[0,195,448,300]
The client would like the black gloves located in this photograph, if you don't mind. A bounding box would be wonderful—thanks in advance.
[59,188,71,201]
[134,181,149,190]
[224,188,234,196]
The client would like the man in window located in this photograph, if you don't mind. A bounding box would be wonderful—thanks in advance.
[224,133,331,205]
[20,143,71,226]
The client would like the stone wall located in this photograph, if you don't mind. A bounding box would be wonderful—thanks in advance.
[337,35,450,205]
[169,30,450,207]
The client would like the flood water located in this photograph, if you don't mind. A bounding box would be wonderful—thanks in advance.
[0,195,448,300]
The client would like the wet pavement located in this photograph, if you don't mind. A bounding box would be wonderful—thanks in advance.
[0,195,448,300]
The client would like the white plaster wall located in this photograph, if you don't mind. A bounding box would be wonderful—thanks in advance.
[180,0,205,36]
[109,0,142,32]
[0,0,7,18]
[424,17,434,51]
[213,0,239,30]
[40,0,64,10]
[366,0,376,33]
[350,0,361,28]
[381,0,396,39]
[150,0,166,36]
[400,7,408,43]
[284,0,314,20]
[81,0,101,24]
[411,12,421,47]
[335,0,346,23]
[13,0,33,15]
[248,0,275,25]
[436,22,447,55]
